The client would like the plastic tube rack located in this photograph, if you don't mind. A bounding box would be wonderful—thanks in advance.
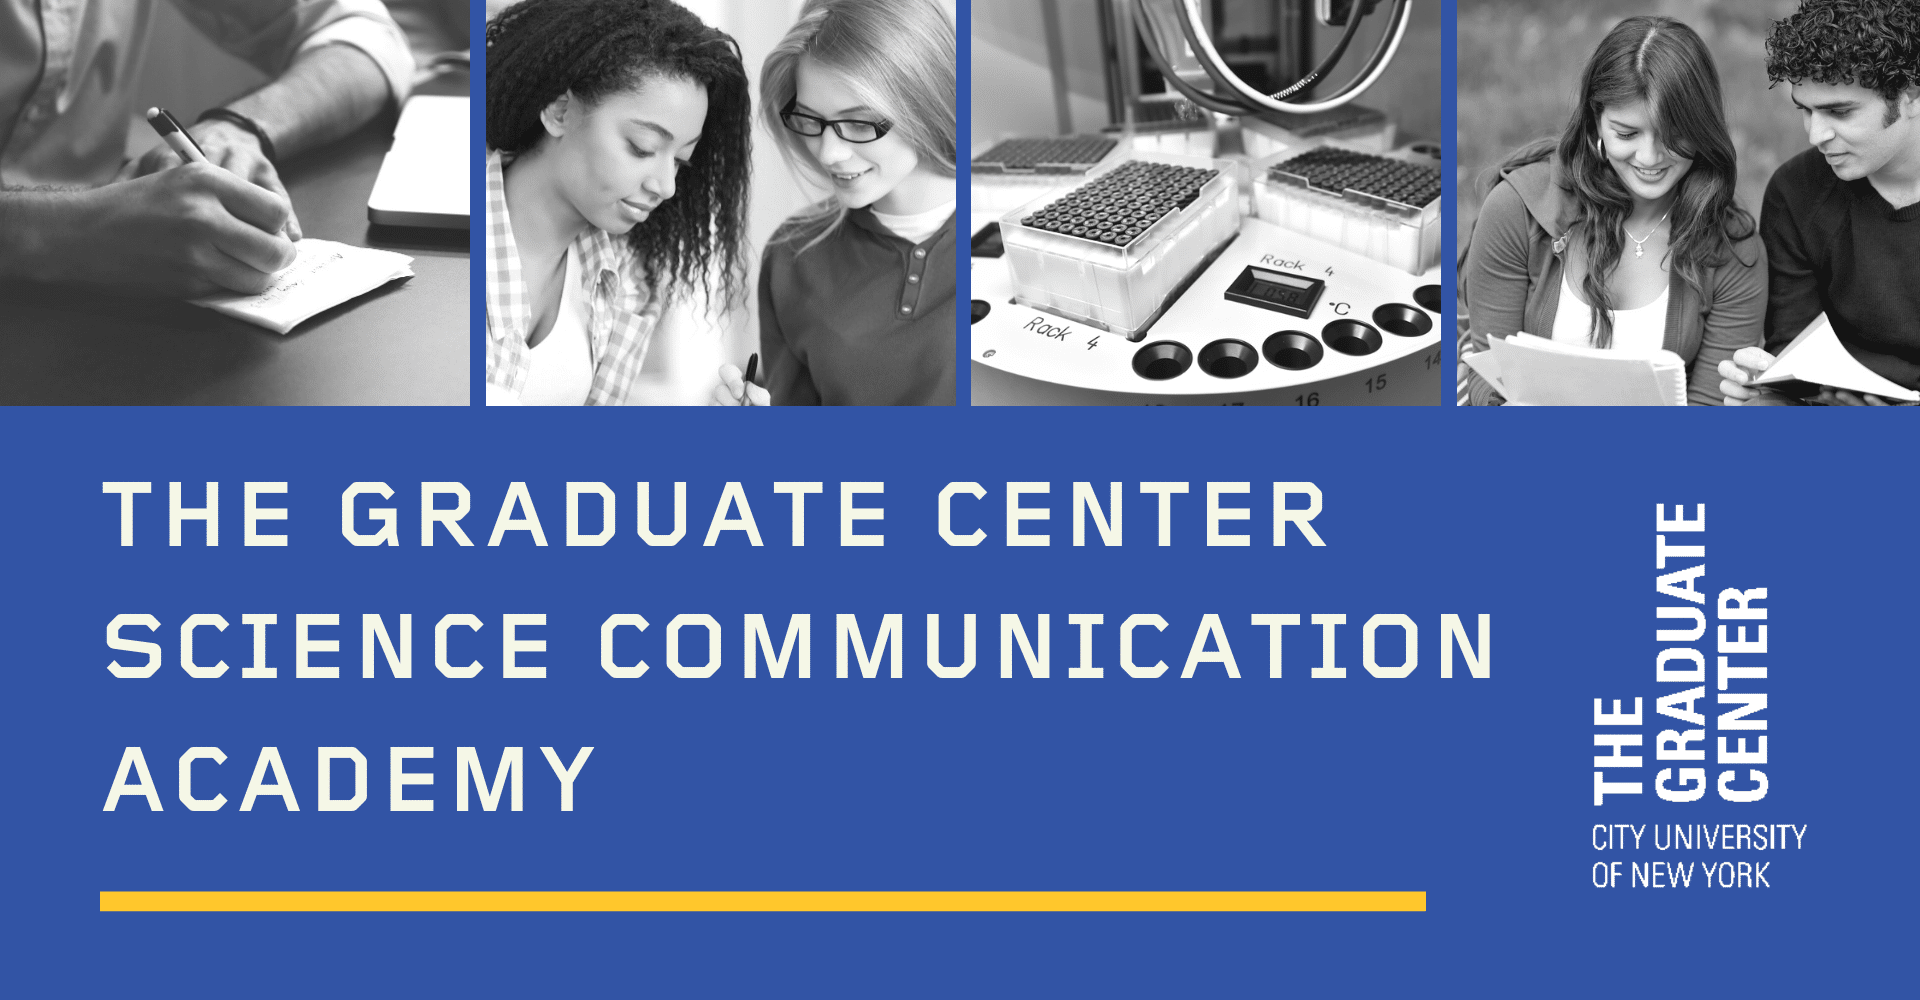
[1001,152,1240,342]
[1251,144,1441,275]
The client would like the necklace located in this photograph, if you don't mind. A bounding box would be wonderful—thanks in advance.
[1626,208,1672,259]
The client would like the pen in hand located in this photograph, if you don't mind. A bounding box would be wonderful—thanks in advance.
[145,107,208,166]
[742,353,759,406]
[145,106,296,244]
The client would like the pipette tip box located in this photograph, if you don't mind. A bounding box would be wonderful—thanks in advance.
[1251,143,1441,275]
[972,135,1119,175]
[971,135,1128,217]
[1240,105,1395,160]
[1002,152,1240,341]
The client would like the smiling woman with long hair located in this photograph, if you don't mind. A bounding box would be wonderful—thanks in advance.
[1460,15,1766,405]
[484,0,750,405]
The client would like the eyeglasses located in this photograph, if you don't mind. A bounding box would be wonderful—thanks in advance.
[779,99,892,143]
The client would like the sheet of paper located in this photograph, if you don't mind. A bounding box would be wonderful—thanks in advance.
[1489,333,1686,406]
[1752,314,1920,403]
[191,239,414,335]
[1462,350,1506,396]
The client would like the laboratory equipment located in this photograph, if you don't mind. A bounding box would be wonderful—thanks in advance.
[973,214,1441,405]
[970,0,1438,405]
[1250,144,1442,274]
[1239,105,1394,158]
[973,136,1120,175]
[1131,0,1411,116]
[971,135,1128,220]
[1001,153,1240,341]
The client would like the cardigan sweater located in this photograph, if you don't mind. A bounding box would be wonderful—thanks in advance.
[1460,157,1767,405]
[758,206,956,406]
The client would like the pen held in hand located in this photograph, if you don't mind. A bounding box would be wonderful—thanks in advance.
[742,353,759,406]
[145,107,208,165]
[144,105,297,243]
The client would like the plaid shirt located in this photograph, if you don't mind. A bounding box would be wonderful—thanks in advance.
[484,151,659,405]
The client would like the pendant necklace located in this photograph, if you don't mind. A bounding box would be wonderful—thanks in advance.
[1626,208,1672,259]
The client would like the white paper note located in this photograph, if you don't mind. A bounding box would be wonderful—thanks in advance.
[1462,350,1506,396]
[191,239,414,335]
[1487,333,1687,406]
[1751,314,1920,402]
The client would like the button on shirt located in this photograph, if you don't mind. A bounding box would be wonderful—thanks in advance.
[0,0,413,187]
[759,207,956,406]
[484,150,660,405]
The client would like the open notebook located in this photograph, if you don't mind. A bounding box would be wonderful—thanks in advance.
[1751,314,1920,402]
[1464,333,1687,406]
[191,239,414,334]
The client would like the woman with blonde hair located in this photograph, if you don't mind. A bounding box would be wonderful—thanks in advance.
[715,0,956,406]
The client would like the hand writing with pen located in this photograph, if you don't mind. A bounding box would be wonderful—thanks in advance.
[122,114,304,244]
[0,43,393,300]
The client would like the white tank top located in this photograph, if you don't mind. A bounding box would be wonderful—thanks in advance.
[1550,275,1669,355]
[520,245,594,405]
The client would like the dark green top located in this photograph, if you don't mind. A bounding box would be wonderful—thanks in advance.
[758,206,956,406]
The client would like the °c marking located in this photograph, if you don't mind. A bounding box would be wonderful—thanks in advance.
[1331,301,1351,316]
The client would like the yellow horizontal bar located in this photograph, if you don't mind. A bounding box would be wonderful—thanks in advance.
[101,891,1423,913]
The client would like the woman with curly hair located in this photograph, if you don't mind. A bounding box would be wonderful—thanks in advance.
[712,0,956,406]
[1720,0,1920,405]
[1461,15,1765,405]
[484,0,750,405]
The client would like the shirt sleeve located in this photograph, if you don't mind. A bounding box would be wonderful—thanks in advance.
[1459,179,1535,405]
[1760,167,1823,353]
[169,0,414,104]
[298,5,416,105]
[1688,236,1767,405]
[758,249,820,406]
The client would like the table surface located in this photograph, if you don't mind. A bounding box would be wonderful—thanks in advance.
[0,74,470,406]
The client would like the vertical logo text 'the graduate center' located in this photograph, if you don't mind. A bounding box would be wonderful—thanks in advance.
[1595,505,1769,806]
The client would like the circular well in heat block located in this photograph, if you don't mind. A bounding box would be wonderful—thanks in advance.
[1198,339,1259,378]
[1323,320,1383,356]
[1132,341,1193,380]
[1262,331,1324,370]
[1373,303,1433,338]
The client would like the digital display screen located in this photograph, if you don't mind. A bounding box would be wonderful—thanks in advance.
[1251,267,1313,290]
[1224,264,1325,318]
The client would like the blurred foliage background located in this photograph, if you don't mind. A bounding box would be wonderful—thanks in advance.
[1457,0,1809,244]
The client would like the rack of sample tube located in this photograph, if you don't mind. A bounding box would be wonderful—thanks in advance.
[970,135,1123,218]
[1000,152,1241,342]
[1250,143,1442,275]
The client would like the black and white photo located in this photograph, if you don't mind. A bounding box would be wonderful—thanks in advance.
[0,0,471,405]
[1456,0,1919,405]
[969,0,1444,406]
[483,0,958,406]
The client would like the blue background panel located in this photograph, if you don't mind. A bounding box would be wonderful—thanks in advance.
[1,406,1913,996]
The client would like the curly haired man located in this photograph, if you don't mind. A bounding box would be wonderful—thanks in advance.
[1721,0,1920,404]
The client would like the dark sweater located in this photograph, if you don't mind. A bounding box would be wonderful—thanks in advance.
[1762,148,1920,389]
[758,206,956,406]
